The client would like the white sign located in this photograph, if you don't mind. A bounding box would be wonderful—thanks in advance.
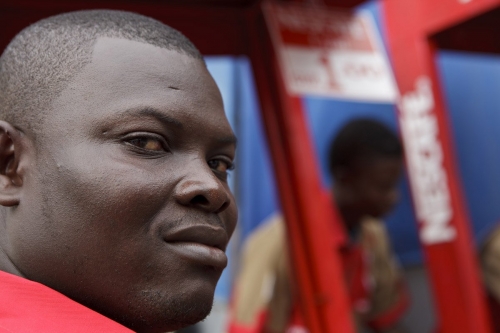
[264,2,398,102]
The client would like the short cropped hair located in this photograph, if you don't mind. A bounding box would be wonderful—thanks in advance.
[0,10,203,136]
[328,118,403,173]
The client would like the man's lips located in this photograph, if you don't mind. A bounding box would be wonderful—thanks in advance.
[163,225,229,269]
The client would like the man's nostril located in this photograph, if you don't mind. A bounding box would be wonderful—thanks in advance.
[214,201,229,214]
[190,194,209,206]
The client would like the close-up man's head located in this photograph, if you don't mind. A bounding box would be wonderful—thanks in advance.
[0,10,237,333]
[328,118,403,220]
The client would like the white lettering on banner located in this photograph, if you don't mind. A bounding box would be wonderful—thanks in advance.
[276,8,364,38]
[399,77,456,244]
[282,48,397,101]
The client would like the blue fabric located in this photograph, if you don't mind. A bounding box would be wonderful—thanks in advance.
[232,58,281,241]
[205,57,238,301]
[206,56,280,300]
[437,51,500,245]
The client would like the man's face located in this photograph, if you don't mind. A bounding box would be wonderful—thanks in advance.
[5,38,237,332]
[344,156,403,218]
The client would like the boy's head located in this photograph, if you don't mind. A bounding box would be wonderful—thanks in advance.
[328,118,403,222]
[0,10,237,333]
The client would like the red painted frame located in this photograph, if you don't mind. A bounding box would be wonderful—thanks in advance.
[245,6,355,331]
[382,0,500,332]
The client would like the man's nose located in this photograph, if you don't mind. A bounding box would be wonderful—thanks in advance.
[174,161,231,214]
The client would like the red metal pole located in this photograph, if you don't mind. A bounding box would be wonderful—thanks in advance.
[245,4,355,333]
[383,0,494,332]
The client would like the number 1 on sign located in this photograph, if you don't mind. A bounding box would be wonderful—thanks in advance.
[319,51,338,89]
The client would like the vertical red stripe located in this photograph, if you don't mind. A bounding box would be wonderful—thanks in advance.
[245,4,356,332]
[382,1,494,332]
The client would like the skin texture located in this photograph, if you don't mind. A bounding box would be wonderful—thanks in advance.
[0,37,237,333]
[334,156,403,230]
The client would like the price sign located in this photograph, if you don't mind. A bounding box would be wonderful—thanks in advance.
[263,2,398,103]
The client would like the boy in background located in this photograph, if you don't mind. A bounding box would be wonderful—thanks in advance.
[229,118,408,333]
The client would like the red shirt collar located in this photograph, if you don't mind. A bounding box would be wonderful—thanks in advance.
[0,270,133,333]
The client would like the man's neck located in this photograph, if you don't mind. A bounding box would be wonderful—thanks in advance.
[0,243,24,277]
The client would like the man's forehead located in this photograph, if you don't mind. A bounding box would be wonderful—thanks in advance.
[88,38,224,112]
[92,37,176,60]
[53,36,220,110]
[90,37,207,85]
[47,36,232,143]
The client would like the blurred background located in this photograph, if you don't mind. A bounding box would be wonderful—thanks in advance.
[3,0,500,332]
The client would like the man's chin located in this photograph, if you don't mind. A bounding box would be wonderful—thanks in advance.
[162,296,214,331]
[121,286,215,333]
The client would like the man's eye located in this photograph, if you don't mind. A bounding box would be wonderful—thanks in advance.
[208,159,234,173]
[127,137,164,152]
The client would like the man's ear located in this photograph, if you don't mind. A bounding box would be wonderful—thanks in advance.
[0,121,25,207]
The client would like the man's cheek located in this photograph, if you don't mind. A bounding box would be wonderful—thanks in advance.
[226,205,238,237]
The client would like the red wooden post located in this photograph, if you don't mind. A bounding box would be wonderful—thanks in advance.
[383,0,498,331]
[244,2,358,332]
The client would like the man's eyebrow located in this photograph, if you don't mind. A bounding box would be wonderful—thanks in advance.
[120,107,183,129]
[118,107,236,147]
[218,135,238,148]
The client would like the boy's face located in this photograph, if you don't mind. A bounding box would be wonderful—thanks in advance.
[342,156,403,219]
[3,38,237,332]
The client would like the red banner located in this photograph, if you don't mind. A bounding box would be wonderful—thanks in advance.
[383,0,498,331]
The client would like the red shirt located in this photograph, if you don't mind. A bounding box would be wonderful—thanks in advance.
[0,270,133,333]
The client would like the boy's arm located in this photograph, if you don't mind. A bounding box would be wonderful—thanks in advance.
[361,218,410,333]
[365,281,410,333]
[229,215,287,333]
[481,226,500,301]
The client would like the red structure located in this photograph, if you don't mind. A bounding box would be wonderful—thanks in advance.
[1,0,498,332]
[383,1,500,332]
